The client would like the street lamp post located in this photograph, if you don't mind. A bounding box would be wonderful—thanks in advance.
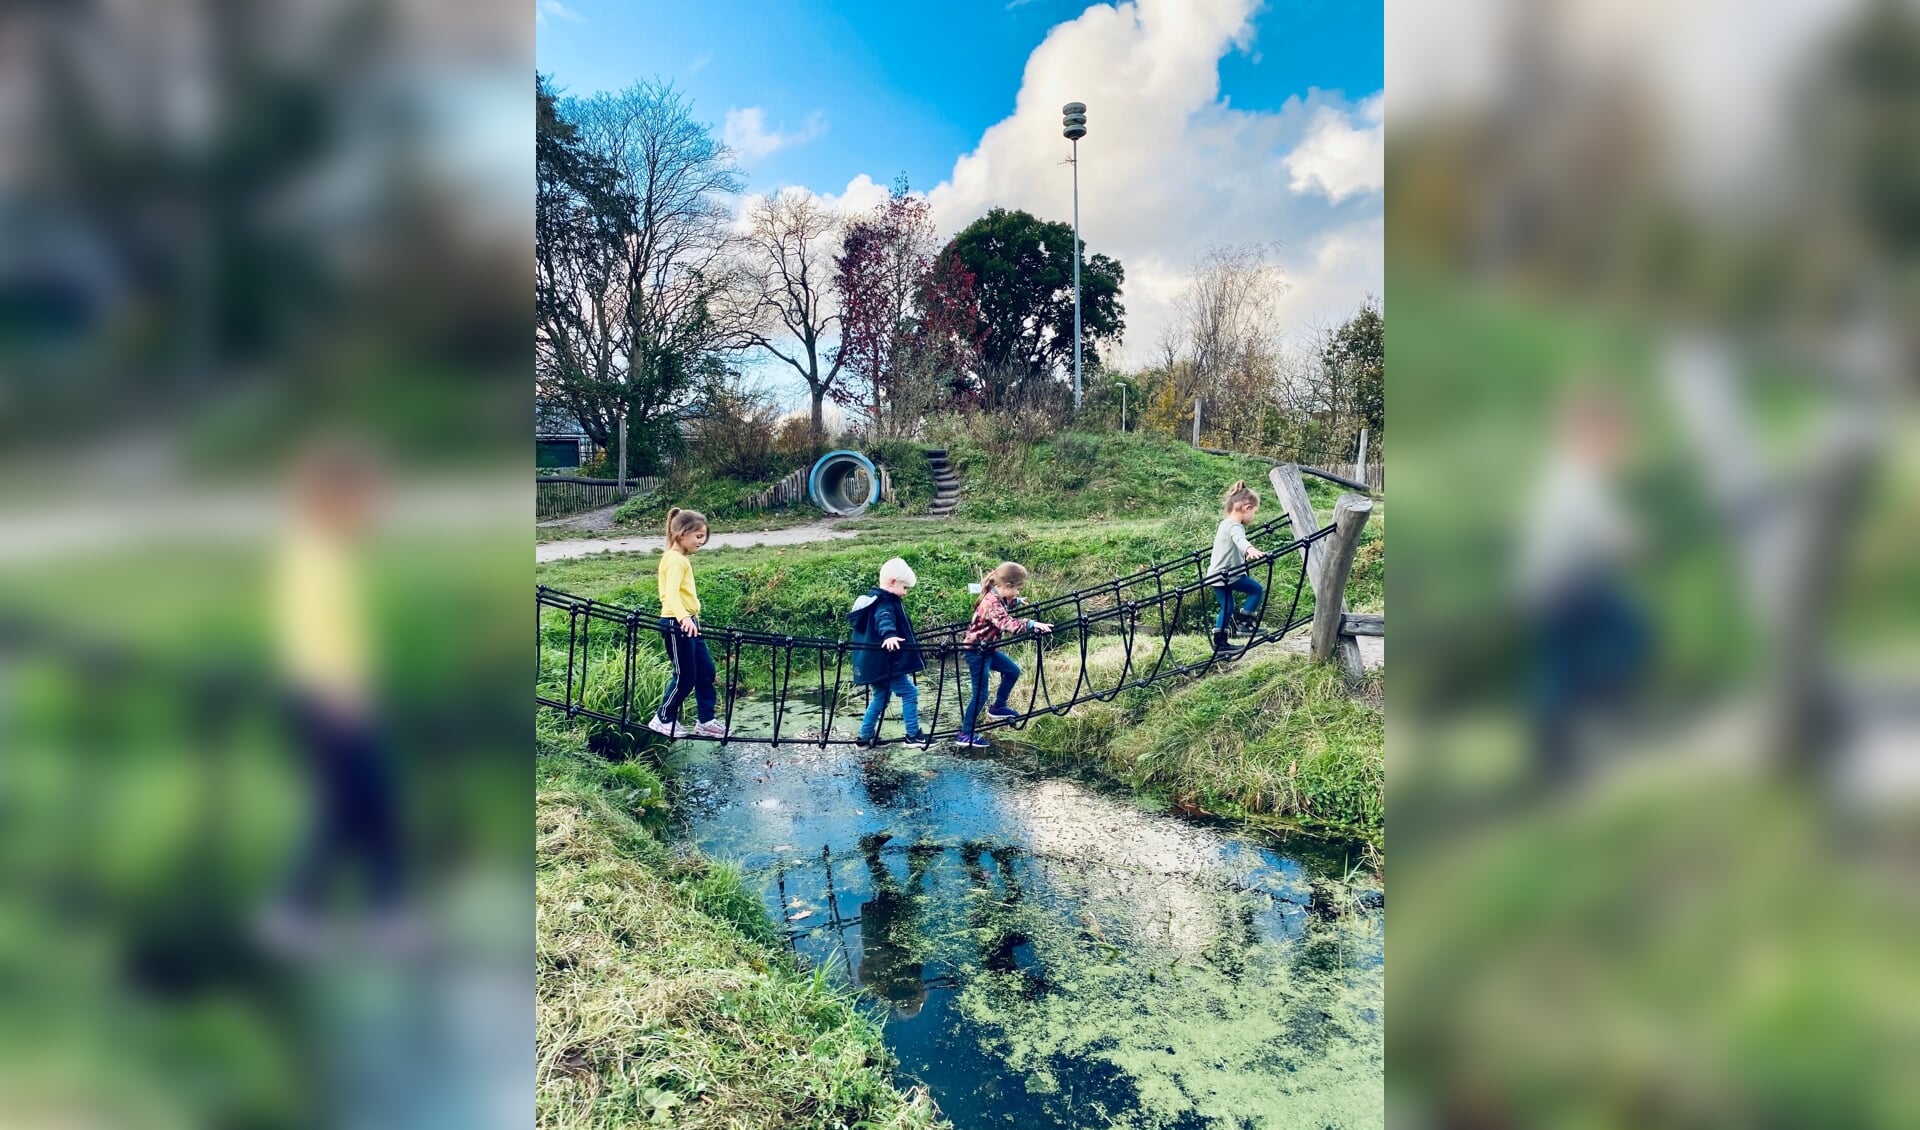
[1063,101,1086,412]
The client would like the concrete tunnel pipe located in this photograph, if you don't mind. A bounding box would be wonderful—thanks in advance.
[808,450,879,516]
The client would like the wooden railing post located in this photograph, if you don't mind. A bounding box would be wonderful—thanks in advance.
[1309,493,1374,666]
[1270,464,1377,678]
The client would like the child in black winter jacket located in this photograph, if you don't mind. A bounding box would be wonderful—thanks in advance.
[847,556,928,745]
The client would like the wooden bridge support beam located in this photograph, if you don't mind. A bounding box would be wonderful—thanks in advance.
[1309,494,1374,669]
[1271,465,1378,681]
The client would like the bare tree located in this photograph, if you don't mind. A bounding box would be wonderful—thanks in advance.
[1165,244,1290,447]
[725,189,847,442]
[536,80,745,469]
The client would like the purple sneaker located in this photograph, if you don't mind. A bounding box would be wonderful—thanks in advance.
[954,733,990,749]
[986,704,1019,719]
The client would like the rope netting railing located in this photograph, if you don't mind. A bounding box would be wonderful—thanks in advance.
[536,511,1337,747]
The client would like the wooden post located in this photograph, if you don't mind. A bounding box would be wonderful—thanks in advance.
[617,413,628,491]
[1353,427,1368,483]
[1309,493,1374,666]
[1192,397,1202,448]
[1268,465,1321,593]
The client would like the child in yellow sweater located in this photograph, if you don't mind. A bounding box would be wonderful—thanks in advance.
[649,507,726,738]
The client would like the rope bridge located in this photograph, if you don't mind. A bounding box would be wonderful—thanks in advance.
[537,510,1337,748]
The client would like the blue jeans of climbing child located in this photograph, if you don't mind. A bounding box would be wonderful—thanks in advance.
[962,649,1022,734]
[1214,575,1265,630]
[860,673,921,739]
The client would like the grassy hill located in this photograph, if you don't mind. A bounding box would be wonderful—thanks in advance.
[537,717,947,1130]
[575,430,1313,535]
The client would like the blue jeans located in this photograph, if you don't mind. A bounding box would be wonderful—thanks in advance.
[657,618,717,723]
[962,649,1022,735]
[860,673,921,739]
[1530,583,1650,779]
[1214,575,1265,630]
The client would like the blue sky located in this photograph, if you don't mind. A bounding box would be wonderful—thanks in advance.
[537,0,1383,391]
[538,0,1381,202]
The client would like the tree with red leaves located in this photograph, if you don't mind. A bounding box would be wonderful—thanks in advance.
[907,247,986,407]
[833,184,936,435]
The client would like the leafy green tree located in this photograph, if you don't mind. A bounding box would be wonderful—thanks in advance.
[1324,298,1384,455]
[943,207,1123,404]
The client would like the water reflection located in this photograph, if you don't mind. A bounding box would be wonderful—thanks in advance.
[961,841,1050,1000]
[668,734,1383,1128]
[856,833,934,1019]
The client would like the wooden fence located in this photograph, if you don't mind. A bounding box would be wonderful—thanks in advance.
[536,475,659,520]
[1307,462,1385,492]
[740,463,894,513]
[539,459,898,522]
[742,467,810,511]
[1198,448,1384,493]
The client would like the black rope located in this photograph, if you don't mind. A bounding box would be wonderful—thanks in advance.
[535,516,1338,747]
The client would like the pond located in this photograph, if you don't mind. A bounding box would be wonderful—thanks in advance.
[665,707,1383,1129]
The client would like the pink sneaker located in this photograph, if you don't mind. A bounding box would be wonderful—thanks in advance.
[646,715,684,738]
[692,719,728,739]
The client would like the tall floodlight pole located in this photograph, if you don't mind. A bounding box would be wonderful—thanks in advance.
[1063,101,1087,412]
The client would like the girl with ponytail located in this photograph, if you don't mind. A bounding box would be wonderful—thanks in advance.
[649,507,726,739]
[955,562,1052,747]
[1206,481,1268,651]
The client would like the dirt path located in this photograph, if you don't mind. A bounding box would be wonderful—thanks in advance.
[536,520,861,563]
[536,501,625,533]
[1275,632,1385,671]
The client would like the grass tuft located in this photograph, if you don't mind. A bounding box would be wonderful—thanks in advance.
[536,728,949,1130]
[1024,655,1384,842]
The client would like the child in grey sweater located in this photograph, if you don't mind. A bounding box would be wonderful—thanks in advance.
[1206,481,1268,649]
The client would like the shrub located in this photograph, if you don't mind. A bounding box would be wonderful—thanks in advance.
[690,388,782,481]
[867,438,936,515]
[771,415,827,467]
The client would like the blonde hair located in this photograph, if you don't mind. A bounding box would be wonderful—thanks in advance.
[665,507,708,548]
[879,557,917,588]
[1223,480,1259,514]
[980,561,1029,595]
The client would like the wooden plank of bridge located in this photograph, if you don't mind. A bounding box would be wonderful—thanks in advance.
[1341,612,1385,636]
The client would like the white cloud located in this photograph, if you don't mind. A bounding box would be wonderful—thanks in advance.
[885,0,1383,366]
[686,51,713,75]
[723,106,829,163]
[1284,93,1384,203]
[738,0,1383,408]
[535,0,583,24]
[729,175,891,239]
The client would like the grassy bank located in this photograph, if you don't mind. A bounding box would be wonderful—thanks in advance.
[536,717,947,1129]
[538,473,1387,844]
[540,498,1380,642]
[585,429,1332,533]
[935,429,1284,522]
[1023,655,1385,845]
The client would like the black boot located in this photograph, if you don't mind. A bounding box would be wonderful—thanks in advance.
[1212,629,1231,652]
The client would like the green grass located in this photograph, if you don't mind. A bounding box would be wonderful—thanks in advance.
[592,430,1341,532]
[935,430,1286,522]
[1022,655,1385,843]
[537,439,1387,840]
[540,498,1380,640]
[611,471,797,528]
[536,717,948,1130]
